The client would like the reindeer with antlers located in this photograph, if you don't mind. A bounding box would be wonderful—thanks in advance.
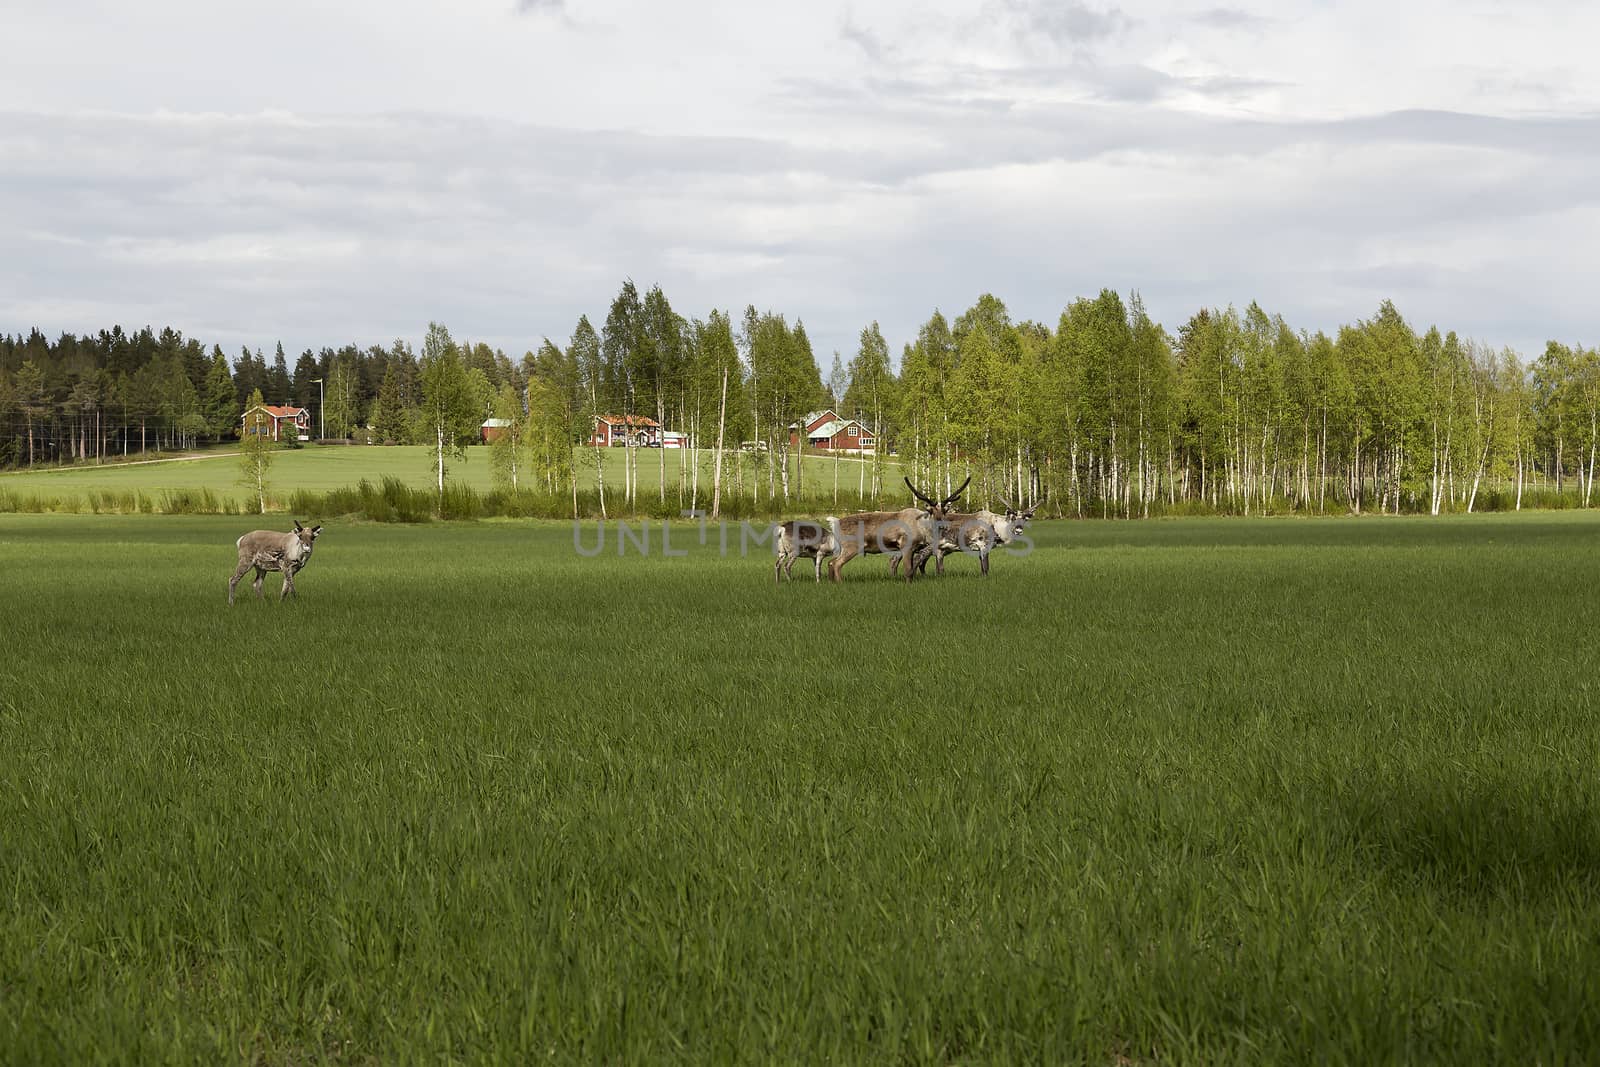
[826,476,969,582]
[894,500,1038,578]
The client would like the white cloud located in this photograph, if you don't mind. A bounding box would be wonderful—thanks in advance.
[0,0,1597,360]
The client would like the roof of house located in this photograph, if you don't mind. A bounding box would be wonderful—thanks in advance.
[791,409,839,430]
[596,414,661,427]
[482,418,511,428]
[809,418,874,438]
[244,404,306,419]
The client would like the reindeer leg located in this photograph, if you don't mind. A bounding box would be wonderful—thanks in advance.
[252,566,265,600]
[813,554,823,581]
[775,552,785,586]
[228,559,253,605]
[980,548,990,576]
[830,544,856,583]
[281,566,296,600]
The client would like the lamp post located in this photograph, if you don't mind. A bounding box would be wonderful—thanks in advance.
[311,378,324,441]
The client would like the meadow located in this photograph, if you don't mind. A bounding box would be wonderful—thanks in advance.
[2,512,1599,1063]
[0,444,890,511]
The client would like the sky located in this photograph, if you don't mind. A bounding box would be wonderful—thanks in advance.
[2,0,1597,365]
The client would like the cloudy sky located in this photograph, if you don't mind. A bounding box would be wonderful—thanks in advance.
[2,0,1596,364]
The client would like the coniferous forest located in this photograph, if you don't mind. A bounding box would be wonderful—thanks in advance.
[3,281,1597,516]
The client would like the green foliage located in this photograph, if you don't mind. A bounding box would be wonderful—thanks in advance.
[237,389,274,513]
[417,322,481,504]
[204,347,237,439]
[324,356,361,439]
[487,383,527,491]
[4,292,1598,519]
[371,360,412,445]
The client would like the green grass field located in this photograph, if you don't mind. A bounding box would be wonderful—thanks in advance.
[0,444,890,506]
[3,512,1599,1062]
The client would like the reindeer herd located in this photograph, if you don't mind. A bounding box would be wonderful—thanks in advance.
[227,478,1034,604]
[774,477,1037,585]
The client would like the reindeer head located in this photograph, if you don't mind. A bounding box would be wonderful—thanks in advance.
[291,520,323,550]
[906,476,969,520]
[993,501,1037,543]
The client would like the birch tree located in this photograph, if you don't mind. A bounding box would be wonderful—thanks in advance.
[571,316,606,518]
[237,388,273,513]
[417,322,479,508]
[488,383,527,492]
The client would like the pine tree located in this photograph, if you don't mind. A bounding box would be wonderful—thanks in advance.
[205,347,238,441]
[373,362,410,444]
[268,342,292,403]
[292,350,321,411]
[14,360,45,465]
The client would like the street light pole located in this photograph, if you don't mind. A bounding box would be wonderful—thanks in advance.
[311,378,324,441]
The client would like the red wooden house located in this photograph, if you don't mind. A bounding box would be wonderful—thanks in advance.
[788,409,877,453]
[241,404,310,442]
[589,414,662,447]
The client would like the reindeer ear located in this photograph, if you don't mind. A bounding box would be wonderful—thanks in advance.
[311,525,322,537]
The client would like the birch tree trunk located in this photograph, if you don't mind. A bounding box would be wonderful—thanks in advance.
[710,365,727,520]
[690,397,701,511]
[594,435,607,521]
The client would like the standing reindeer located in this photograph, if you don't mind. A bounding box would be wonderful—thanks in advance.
[827,476,969,582]
[774,519,839,584]
[228,520,322,604]
[895,501,1037,577]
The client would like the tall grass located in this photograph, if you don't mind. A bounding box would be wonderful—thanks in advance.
[0,486,244,515]
[13,476,1595,522]
[3,513,1600,1061]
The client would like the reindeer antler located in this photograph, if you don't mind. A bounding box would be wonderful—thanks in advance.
[942,476,971,507]
[905,477,937,507]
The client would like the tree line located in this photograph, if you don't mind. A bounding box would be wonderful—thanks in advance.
[3,284,1597,517]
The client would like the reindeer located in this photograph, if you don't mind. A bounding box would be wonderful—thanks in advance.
[895,501,1037,577]
[774,519,839,584]
[228,520,322,604]
[827,476,969,582]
